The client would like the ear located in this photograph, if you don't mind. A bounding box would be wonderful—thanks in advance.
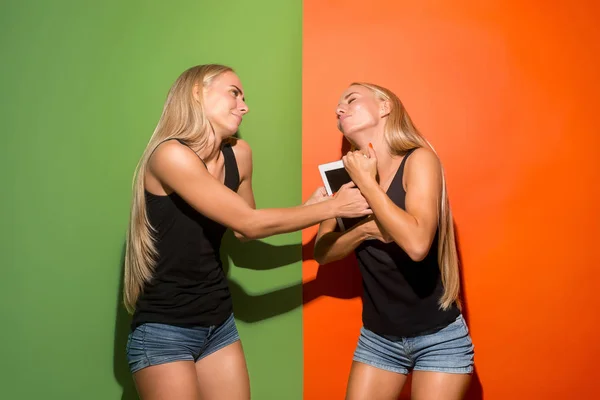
[192,83,202,103]
[379,100,391,118]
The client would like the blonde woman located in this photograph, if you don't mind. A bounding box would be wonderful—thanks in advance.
[124,64,371,400]
[314,83,474,400]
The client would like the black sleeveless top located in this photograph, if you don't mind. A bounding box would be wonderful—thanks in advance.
[355,148,459,338]
[131,141,240,331]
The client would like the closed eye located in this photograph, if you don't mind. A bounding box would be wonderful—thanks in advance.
[348,98,356,104]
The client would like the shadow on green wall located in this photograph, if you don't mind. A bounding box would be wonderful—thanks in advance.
[221,231,304,322]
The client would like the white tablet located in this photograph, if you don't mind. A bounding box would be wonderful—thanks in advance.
[318,160,347,196]
[318,160,368,231]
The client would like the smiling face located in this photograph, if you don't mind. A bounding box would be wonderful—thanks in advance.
[336,84,389,148]
[201,71,249,139]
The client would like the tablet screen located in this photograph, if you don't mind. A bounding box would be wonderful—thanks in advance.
[319,161,368,231]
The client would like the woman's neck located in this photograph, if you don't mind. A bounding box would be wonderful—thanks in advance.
[194,133,223,164]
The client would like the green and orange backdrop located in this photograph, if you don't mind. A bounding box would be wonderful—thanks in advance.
[1,0,598,399]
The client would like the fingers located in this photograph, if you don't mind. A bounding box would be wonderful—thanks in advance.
[367,142,376,159]
[344,148,374,163]
[339,181,357,190]
[315,186,327,196]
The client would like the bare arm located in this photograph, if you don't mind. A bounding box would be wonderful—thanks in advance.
[313,214,394,264]
[149,141,371,240]
[313,218,367,264]
[231,139,333,241]
[343,147,441,261]
[230,139,256,241]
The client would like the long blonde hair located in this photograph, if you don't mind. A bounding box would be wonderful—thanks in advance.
[352,82,460,310]
[124,64,233,313]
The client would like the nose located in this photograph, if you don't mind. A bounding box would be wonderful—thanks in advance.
[239,100,249,115]
[336,105,346,117]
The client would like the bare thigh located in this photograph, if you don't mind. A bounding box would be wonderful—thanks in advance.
[411,371,471,400]
[134,361,200,400]
[195,340,250,400]
[345,361,408,400]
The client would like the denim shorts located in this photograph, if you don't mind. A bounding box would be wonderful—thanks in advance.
[353,314,474,375]
[126,313,240,374]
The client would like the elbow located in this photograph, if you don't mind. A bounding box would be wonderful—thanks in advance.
[408,250,428,262]
[238,227,261,240]
[313,243,330,265]
[233,231,252,242]
[314,255,332,266]
[234,223,260,240]
[314,252,327,265]
[406,240,431,262]
[234,213,265,240]
[313,247,325,265]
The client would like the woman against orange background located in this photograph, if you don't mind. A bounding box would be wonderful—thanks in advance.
[314,82,474,399]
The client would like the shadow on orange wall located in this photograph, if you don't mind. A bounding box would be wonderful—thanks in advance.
[302,1,600,399]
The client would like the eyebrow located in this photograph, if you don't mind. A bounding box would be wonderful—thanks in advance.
[344,91,359,100]
[231,85,245,101]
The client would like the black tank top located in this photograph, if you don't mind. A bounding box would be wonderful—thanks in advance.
[355,148,459,338]
[131,141,240,331]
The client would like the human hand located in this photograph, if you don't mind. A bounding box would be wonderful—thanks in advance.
[342,143,377,189]
[332,181,372,218]
[304,186,329,206]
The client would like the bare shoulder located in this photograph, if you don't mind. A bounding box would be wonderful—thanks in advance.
[228,137,253,178]
[228,137,252,157]
[404,147,442,186]
[149,140,204,174]
[405,147,440,172]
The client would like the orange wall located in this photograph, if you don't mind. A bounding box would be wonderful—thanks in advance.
[302,1,600,399]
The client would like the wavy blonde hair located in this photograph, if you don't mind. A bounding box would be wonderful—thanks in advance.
[124,64,233,313]
[351,82,460,310]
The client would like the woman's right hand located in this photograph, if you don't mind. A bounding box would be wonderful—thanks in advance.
[304,186,329,206]
[332,182,372,218]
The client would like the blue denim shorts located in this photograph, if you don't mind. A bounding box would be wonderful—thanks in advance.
[353,314,474,375]
[126,313,240,374]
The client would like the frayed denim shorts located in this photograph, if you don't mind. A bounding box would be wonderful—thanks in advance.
[353,314,474,375]
[126,313,240,374]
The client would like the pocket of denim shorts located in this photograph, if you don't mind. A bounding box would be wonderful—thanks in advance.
[457,315,470,335]
[442,315,467,335]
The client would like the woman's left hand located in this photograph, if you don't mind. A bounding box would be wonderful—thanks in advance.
[342,144,377,189]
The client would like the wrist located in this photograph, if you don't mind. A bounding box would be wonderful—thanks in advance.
[356,220,372,240]
[323,196,338,220]
[359,226,370,241]
[359,178,380,198]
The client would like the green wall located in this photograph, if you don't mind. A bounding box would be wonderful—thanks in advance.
[0,1,303,398]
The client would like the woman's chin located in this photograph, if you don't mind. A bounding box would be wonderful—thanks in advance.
[220,126,239,139]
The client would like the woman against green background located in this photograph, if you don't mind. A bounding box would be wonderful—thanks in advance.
[123,64,371,399]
